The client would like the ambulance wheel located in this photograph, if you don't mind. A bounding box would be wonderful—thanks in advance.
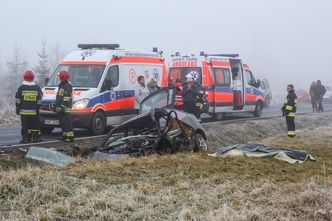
[212,113,224,121]
[89,112,106,135]
[40,127,54,135]
[194,133,208,152]
[253,102,263,117]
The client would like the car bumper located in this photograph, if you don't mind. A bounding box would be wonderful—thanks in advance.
[39,111,93,128]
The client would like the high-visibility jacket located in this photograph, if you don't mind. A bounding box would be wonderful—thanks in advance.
[15,81,43,115]
[55,81,73,113]
[282,90,298,117]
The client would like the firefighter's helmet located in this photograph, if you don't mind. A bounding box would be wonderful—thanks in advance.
[23,70,34,82]
[58,71,70,81]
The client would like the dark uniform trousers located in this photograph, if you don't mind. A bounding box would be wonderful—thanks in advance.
[59,112,74,140]
[21,115,40,140]
[286,116,295,137]
[184,101,198,118]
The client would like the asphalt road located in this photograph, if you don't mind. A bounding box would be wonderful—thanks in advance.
[1,103,332,147]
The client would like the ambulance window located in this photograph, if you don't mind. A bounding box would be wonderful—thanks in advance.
[245,70,256,87]
[214,68,231,87]
[101,65,119,92]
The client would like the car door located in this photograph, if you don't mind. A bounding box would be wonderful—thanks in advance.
[244,69,258,108]
[139,87,176,114]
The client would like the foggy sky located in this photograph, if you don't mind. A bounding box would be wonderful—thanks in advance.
[1,0,332,94]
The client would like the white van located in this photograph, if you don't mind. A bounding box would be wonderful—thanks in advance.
[40,44,167,135]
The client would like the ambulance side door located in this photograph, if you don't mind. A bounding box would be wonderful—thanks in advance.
[100,65,122,125]
[213,67,233,112]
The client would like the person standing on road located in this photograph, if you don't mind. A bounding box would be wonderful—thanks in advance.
[281,84,298,137]
[182,75,199,118]
[135,75,150,111]
[147,78,160,93]
[309,81,317,112]
[316,80,326,112]
[15,70,43,143]
[54,71,74,142]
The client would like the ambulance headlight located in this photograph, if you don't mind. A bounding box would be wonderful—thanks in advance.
[72,99,89,110]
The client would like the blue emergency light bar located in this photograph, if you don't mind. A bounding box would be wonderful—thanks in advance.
[78,44,120,50]
[152,47,158,52]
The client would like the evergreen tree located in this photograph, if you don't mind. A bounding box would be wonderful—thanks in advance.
[33,41,50,85]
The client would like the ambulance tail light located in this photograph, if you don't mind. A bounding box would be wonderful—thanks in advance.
[72,98,89,110]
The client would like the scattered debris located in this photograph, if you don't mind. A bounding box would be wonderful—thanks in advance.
[209,144,315,164]
[26,146,73,166]
[87,151,129,160]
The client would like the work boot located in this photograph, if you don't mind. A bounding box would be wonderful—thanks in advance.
[32,133,42,143]
[19,135,30,144]
[64,137,74,143]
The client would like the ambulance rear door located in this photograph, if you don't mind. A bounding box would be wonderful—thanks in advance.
[229,59,245,110]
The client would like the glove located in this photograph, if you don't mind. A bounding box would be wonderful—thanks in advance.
[16,109,20,115]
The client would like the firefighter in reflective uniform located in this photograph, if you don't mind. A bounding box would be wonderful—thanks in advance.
[54,71,74,142]
[281,84,298,137]
[15,70,43,143]
[195,86,207,122]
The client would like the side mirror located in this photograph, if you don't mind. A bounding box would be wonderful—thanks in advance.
[44,77,49,85]
[256,79,261,88]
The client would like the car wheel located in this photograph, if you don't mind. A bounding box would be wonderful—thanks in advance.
[253,102,263,117]
[40,127,54,135]
[212,112,224,121]
[194,133,208,152]
[89,112,106,135]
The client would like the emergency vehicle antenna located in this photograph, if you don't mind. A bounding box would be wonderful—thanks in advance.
[78,44,120,50]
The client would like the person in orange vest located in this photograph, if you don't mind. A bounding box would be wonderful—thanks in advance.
[15,70,43,143]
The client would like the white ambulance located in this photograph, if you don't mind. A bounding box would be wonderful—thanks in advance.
[168,52,265,120]
[40,44,167,135]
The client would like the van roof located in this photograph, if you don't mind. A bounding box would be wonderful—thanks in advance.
[61,48,162,65]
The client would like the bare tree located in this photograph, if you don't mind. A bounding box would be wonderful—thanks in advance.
[7,45,28,84]
[49,42,65,71]
[33,41,50,85]
[5,45,28,105]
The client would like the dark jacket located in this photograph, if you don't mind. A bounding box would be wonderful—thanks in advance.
[316,84,326,98]
[55,81,73,113]
[182,83,199,102]
[15,81,43,115]
[282,90,297,116]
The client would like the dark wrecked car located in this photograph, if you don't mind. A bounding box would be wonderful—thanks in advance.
[90,87,208,157]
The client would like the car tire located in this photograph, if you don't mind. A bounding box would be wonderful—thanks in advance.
[40,127,54,135]
[89,112,106,135]
[253,102,263,117]
[194,133,208,152]
[212,112,224,121]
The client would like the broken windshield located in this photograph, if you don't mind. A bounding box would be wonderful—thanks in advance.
[140,87,176,114]
[47,64,106,87]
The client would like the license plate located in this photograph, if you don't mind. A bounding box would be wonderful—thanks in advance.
[44,119,60,125]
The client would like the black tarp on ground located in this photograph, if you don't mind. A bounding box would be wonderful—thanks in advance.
[209,144,315,164]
